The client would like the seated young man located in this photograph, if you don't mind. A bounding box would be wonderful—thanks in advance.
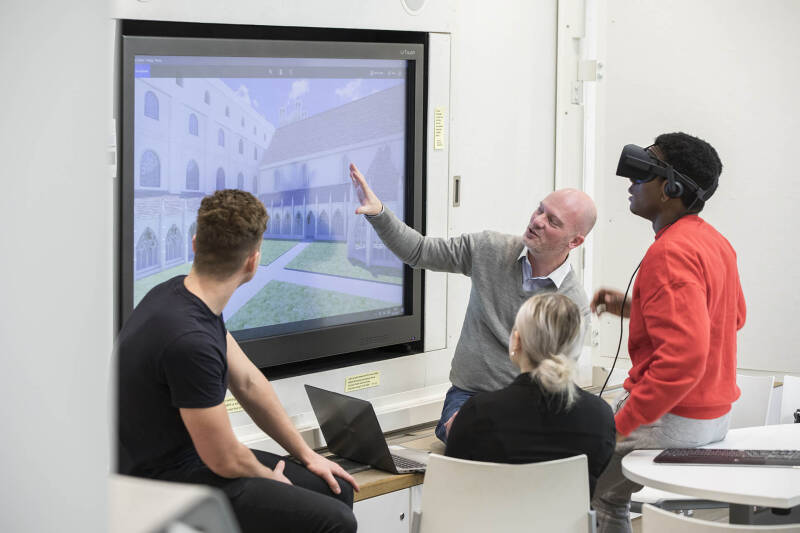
[445,293,616,497]
[117,189,358,533]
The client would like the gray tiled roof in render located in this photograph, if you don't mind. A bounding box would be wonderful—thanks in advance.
[260,84,405,166]
[366,145,401,201]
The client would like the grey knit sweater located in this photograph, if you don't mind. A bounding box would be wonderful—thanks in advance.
[367,207,590,392]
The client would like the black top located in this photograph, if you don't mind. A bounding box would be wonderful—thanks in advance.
[117,276,228,476]
[445,374,616,496]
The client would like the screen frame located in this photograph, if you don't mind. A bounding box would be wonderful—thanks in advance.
[119,25,426,372]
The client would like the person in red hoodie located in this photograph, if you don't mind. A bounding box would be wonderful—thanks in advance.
[590,132,746,533]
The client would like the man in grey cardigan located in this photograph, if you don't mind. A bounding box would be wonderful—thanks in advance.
[350,163,597,443]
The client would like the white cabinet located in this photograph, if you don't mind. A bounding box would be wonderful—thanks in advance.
[353,488,412,533]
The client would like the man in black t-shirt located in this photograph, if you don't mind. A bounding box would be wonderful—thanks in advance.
[117,190,358,533]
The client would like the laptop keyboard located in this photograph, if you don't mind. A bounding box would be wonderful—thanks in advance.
[654,448,800,466]
[391,453,426,471]
[326,454,371,474]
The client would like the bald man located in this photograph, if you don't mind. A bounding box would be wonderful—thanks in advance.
[350,164,597,443]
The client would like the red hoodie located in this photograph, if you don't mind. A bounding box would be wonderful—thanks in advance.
[615,215,746,436]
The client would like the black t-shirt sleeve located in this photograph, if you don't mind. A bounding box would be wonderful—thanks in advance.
[162,332,227,409]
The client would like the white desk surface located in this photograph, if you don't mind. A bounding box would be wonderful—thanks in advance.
[622,424,800,509]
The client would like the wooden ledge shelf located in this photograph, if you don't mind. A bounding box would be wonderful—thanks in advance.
[349,429,442,502]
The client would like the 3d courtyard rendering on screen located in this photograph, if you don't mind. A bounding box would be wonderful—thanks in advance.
[131,65,407,330]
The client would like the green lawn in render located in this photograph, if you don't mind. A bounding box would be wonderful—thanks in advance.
[132,240,297,308]
[133,263,192,307]
[259,239,301,266]
[285,242,402,285]
[225,280,395,330]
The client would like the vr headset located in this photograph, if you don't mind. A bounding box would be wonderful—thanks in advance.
[616,144,716,205]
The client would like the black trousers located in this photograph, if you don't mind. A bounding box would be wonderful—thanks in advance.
[154,450,357,533]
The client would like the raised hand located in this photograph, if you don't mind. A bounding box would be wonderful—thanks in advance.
[591,287,631,318]
[349,163,383,216]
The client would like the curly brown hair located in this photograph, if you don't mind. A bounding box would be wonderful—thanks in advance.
[193,189,268,279]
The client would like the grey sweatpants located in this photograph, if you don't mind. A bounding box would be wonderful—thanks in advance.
[591,394,731,533]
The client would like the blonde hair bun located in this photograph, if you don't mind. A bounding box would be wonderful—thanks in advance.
[512,293,582,409]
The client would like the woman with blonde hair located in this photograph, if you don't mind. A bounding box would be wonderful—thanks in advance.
[445,293,616,496]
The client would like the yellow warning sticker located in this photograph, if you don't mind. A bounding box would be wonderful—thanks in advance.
[344,371,381,392]
[225,394,243,414]
[433,107,445,150]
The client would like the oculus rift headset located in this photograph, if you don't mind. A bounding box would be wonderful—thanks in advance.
[616,144,717,206]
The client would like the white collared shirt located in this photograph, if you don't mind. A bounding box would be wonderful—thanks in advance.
[518,247,572,291]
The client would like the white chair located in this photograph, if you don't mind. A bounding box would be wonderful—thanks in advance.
[642,503,800,532]
[411,454,596,533]
[730,374,775,429]
[110,474,241,533]
[779,375,800,424]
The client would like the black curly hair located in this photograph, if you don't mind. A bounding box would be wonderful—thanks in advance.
[654,132,723,213]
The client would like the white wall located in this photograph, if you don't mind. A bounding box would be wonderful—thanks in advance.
[0,1,112,531]
[112,0,456,33]
[447,0,558,352]
[589,0,800,374]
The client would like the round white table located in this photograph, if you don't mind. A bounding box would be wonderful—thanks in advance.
[622,424,800,524]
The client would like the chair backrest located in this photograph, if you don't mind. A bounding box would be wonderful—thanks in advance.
[417,454,593,533]
[729,374,775,429]
[110,474,241,533]
[642,504,800,532]
[779,375,800,424]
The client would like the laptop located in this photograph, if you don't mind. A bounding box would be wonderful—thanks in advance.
[305,385,429,474]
